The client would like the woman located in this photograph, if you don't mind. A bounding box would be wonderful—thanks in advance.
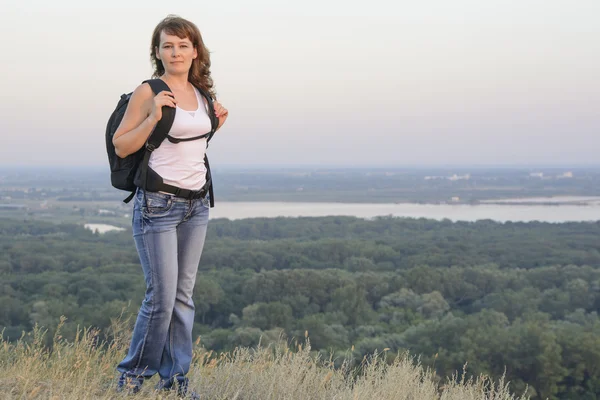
[112,15,228,396]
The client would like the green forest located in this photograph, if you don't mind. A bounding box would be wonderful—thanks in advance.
[1,216,599,400]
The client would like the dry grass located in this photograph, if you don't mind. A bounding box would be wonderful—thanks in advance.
[0,317,529,400]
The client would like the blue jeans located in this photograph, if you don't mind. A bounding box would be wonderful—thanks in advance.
[117,188,210,391]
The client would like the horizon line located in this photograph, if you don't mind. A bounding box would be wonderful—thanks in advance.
[2,163,600,170]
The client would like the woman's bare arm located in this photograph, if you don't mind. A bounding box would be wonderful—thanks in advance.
[112,83,176,158]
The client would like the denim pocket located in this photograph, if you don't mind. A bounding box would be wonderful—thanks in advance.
[141,191,174,217]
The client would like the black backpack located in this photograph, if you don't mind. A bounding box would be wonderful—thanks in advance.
[105,79,218,205]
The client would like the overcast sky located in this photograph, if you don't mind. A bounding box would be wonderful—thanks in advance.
[1,0,598,167]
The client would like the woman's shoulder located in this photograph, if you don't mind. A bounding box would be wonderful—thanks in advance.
[128,82,155,104]
[133,82,154,97]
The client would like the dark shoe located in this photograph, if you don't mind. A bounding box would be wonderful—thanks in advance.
[156,376,199,398]
[116,371,144,394]
[188,390,201,400]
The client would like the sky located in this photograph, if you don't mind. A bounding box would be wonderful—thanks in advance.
[1,0,598,167]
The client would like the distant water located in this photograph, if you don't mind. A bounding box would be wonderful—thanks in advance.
[82,199,600,230]
[479,196,600,205]
[207,201,600,223]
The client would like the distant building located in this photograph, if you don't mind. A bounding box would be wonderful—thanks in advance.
[98,209,116,215]
[557,171,574,179]
[448,174,471,181]
[451,196,460,202]
[529,172,544,178]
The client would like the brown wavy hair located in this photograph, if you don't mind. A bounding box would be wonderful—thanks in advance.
[150,15,216,99]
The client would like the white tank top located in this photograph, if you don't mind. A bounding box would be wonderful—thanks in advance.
[148,86,212,191]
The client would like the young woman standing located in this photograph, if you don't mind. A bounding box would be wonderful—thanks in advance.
[112,15,228,396]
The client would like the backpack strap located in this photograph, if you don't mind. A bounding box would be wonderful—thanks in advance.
[136,79,177,206]
[166,132,211,144]
[123,191,136,203]
[195,86,219,144]
[191,85,218,207]
[143,79,177,151]
[204,153,215,207]
[194,86,218,207]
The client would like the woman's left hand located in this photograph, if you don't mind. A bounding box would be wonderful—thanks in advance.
[214,101,229,130]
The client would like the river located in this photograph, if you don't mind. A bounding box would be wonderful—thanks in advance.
[208,200,600,223]
[84,198,600,233]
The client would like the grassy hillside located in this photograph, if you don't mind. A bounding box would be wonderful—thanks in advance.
[0,317,528,400]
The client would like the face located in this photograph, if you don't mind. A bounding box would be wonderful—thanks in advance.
[155,31,197,74]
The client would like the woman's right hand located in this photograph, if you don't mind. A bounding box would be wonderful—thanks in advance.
[149,91,176,123]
